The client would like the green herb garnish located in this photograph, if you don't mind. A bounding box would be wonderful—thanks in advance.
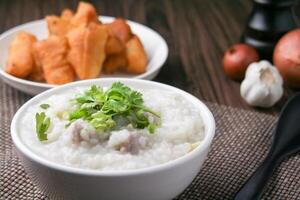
[68,82,160,133]
[40,104,50,109]
[35,112,51,141]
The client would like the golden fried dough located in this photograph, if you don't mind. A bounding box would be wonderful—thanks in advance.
[103,51,127,74]
[71,2,99,27]
[6,32,37,78]
[44,66,75,85]
[105,35,125,55]
[27,48,44,82]
[107,18,132,43]
[46,8,74,37]
[46,16,73,37]
[27,65,44,82]
[5,2,148,84]
[67,22,108,79]
[35,36,75,84]
[61,9,74,21]
[126,35,147,74]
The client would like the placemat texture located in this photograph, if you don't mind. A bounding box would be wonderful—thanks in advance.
[1,81,300,200]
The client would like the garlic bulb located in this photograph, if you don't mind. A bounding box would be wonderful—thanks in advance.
[240,60,283,108]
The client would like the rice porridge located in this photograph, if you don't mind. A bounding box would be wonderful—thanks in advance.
[20,82,205,171]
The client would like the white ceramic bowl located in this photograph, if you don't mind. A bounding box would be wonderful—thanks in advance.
[0,16,168,95]
[11,78,215,200]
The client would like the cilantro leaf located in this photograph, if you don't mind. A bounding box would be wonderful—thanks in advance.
[67,82,160,133]
[69,108,90,120]
[148,123,157,134]
[35,112,51,141]
[40,104,50,109]
[90,112,116,131]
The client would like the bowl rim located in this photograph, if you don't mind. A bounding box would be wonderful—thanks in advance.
[11,78,215,176]
[0,16,169,89]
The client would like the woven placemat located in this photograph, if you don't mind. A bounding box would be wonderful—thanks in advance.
[1,81,300,200]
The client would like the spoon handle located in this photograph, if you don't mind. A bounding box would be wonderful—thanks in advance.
[234,152,280,200]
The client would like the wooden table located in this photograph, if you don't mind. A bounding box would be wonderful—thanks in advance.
[0,0,288,113]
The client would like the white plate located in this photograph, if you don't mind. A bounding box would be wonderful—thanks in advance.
[0,16,168,95]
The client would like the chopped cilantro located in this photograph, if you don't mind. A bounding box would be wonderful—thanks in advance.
[68,82,160,133]
[35,112,51,141]
[40,104,50,109]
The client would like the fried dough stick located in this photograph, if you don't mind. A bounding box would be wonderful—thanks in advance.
[106,18,132,43]
[103,51,127,74]
[126,35,147,74]
[46,16,73,37]
[102,18,132,73]
[47,1,100,37]
[27,49,44,82]
[105,34,124,55]
[46,9,74,37]
[71,2,99,27]
[67,23,108,79]
[35,36,75,84]
[61,9,74,21]
[6,32,37,78]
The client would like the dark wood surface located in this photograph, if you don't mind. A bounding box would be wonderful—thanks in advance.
[0,0,290,113]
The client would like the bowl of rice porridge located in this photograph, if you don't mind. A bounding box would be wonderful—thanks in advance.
[11,78,215,200]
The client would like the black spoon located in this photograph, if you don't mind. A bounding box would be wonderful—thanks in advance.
[235,93,300,200]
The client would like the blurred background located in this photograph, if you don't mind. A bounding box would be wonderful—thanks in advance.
[0,0,253,108]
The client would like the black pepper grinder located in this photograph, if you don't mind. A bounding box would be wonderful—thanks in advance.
[241,0,299,61]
